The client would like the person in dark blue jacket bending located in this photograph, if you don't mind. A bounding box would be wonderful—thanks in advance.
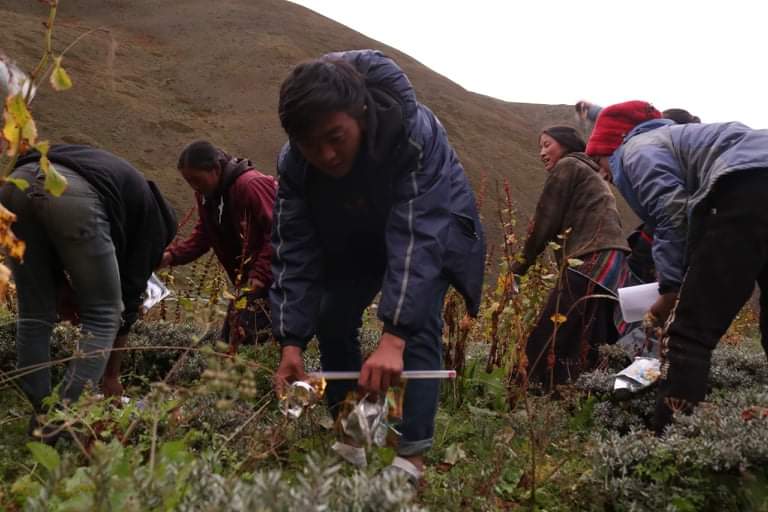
[271,50,485,480]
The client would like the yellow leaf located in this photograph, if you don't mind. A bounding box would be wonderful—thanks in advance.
[234,296,247,310]
[550,313,567,325]
[5,177,29,191]
[39,149,68,197]
[50,57,73,91]
[0,263,9,300]
[567,258,584,267]
[0,203,25,261]
[35,140,50,154]
[2,94,37,156]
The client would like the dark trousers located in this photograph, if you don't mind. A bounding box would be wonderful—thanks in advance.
[526,268,618,389]
[317,271,449,456]
[655,170,768,431]
[1,164,123,410]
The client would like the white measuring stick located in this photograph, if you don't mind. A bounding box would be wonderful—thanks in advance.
[308,370,457,381]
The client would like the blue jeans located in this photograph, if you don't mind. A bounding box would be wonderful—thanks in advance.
[317,271,449,456]
[1,164,123,410]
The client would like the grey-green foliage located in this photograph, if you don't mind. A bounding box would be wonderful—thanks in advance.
[19,439,423,512]
[0,320,210,387]
[176,452,424,512]
[582,341,768,511]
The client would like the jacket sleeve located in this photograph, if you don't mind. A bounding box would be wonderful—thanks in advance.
[166,205,211,266]
[233,175,277,291]
[120,182,177,334]
[622,145,688,293]
[269,150,325,349]
[514,165,573,275]
[377,108,455,340]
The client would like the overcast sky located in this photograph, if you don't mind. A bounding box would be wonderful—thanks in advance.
[290,1,768,128]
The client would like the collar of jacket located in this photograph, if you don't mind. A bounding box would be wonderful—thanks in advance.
[202,157,252,224]
[562,152,601,172]
[363,86,406,164]
[624,118,675,143]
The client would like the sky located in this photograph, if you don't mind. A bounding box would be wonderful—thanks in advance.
[290,0,768,128]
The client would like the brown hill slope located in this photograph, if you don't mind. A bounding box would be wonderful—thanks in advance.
[1,0,634,244]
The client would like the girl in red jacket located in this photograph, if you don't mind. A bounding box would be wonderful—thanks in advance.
[161,141,277,349]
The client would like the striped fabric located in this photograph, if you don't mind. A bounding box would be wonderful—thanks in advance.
[570,249,631,335]
[570,249,629,295]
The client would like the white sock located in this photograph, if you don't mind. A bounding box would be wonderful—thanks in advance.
[331,441,367,468]
[390,456,423,482]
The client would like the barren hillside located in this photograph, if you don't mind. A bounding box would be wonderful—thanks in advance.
[1,0,634,242]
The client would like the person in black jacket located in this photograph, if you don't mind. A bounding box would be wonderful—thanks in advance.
[1,145,177,416]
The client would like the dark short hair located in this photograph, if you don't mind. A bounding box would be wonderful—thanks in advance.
[278,58,367,142]
[177,140,229,171]
[662,108,700,124]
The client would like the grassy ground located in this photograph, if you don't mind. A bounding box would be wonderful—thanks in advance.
[1,316,766,511]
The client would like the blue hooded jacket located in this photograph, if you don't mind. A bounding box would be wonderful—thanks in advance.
[610,119,768,293]
[271,50,485,348]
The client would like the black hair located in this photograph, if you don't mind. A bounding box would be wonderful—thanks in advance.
[177,140,230,171]
[278,58,367,142]
[662,108,700,124]
[541,126,586,154]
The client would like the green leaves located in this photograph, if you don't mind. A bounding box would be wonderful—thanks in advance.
[50,56,73,91]
[27,441,61,472]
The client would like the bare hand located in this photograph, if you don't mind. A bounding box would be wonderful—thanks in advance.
[650,292,678,324]
[575,100,593,116]
[248,277,265,294]
[358,333,405,395]
[102,374,124,398]
[158,251,173,269]
[274,346,306,397]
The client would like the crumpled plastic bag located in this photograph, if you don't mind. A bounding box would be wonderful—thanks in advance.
[613,357,661,400]
[341,396,390,448]
[280,381,322,419]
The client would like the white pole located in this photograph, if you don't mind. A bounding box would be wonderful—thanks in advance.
[308,370,457,380]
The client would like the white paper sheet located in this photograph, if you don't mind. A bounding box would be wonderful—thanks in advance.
[617,282,660,323]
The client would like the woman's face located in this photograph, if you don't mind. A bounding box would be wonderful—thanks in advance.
[539,133,567,172]
[180,166,222,195]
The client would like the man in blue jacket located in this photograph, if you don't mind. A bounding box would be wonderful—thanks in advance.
[585,100,768,432]
[271,50,485,478]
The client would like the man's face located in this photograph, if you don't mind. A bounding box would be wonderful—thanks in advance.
[180,166,222,196]
[596,156,614,183]
[296,111,364,178]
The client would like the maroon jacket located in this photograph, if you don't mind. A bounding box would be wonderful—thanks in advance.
[168,159,277,291]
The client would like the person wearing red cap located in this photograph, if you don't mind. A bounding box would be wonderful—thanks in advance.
[586,101,768,433]
[512,126,629,389]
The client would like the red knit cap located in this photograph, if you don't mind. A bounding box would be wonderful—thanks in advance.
[585,101,662,157]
